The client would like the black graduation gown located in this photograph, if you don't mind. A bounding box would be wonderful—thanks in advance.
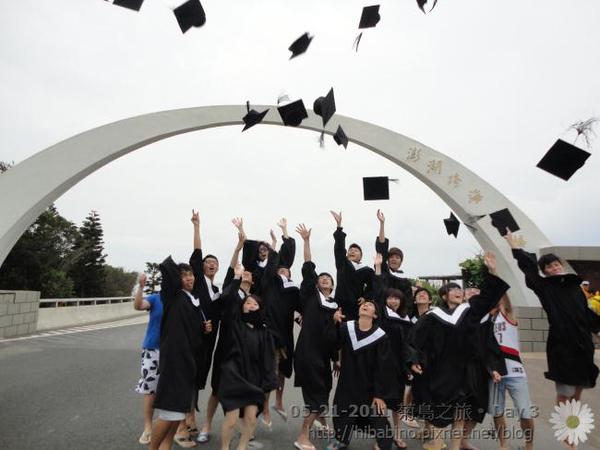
[154,256,206,413]
[210,272,244,393]
[189,249,221,391]
[330,320,398,450]
[259,237,300,378]
[464,314,508,423]
[217,278,278,413]
[241,239,273,295]
[334,227,374,320]
[407,273,509,427]
[512,249,600,387]
[379,306,411,410]
[375,237,414,314]
[293,261,338,407]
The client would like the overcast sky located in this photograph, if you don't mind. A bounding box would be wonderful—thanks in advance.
[1,0,599,285]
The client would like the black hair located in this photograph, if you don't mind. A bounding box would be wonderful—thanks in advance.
[349,243,363,255]
[438,282,462,301]
[202,254,219,263]
[362,298,381,321]
[413,287,432,302]
[388,247,404,262]
[537,253,562,273]
[318,272,335,287]
[178,263,193,274]
[385,288,407,316]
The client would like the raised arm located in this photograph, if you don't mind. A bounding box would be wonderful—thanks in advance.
[372,253,386,306]
[377,209,385,243]
[133,273,151,311]
[230,218,246,269]
[503,229,544,294]
[331,210,347,270]
[469,251,511,319]
[295,224,312,263]
[192,209,201,250]
[278,218,296,268]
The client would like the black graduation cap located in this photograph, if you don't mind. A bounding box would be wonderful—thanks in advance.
[278,100,308,127]
[173,0,206,34]
[417,0,439,13]
[489,208,520,236]
[536,139,591,181]
[334,125,349,149]
[444,212,460,238]
[363,176,390,201]
[313,88,336,127]
[359,5,381,28]
[110,0,144,11]
[289,33,313,59]
[242,103,269,132]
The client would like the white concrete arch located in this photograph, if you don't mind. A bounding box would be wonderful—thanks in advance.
[0,105,551,306]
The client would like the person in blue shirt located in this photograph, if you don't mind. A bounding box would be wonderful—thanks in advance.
[133,273,163,445]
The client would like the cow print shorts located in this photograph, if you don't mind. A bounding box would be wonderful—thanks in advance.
[135,349,160,395]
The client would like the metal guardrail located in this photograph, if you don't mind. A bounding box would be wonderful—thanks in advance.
[39,296,134,308]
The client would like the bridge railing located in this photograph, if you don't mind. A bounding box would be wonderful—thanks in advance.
[39,296,134,308]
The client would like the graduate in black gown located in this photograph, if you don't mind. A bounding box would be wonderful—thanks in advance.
[150,254,211,450]
[258,218,300,423]
[293,223,339,450]
[198,218,247,443]
[241,224,276,295]
[407,252,509,450]
[326,299,398,450]
[374,209,414,313]
[330,210,374,321]
[504,230,600,406]
[218,262,278,450]
[374,253,411,449]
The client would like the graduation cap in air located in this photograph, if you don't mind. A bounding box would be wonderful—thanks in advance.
[313,88,336,128]
[109,0,144,11]
[278,99,308,127]
[417,0,439,13]
[289,33,313,59]
[173,0,206,34]
[444,212,460,238]
[354,5,380,51]
[363,176,394,201]
[489,208,520,236]
[334,125,349,149]
[242,101,269,132]
[536,139,591,181]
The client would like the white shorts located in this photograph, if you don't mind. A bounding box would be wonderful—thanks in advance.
[155,408,186,421]
[135,349,160,395]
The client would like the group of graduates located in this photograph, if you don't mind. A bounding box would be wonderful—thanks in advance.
[135,209,600,450]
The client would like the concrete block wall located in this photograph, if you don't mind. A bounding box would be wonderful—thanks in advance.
[516,306,548,352]
[0,290,40,338]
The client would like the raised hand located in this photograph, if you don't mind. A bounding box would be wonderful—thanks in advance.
[295,223,312,241]
[374,253,383,268]
[330,210,342,227]
[138,272,147,288]
[233,263,244,279]
[236,231,246,251]
[376,209,385,224]
[191,209,200,226]
[270,229,277,248]
[277,218,288,231]
[503,228,519,249]
[231,217,244,231]
[484,251,497,274]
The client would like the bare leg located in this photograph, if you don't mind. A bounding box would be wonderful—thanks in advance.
[449,420,464,450]
[492,416,508,449]
[150,419,177,450]
[238,405,259,450]
[143,394,155,434]
[201,393,219,434]
[176,419,190,439]
[521,418,534,450]
[274,374,285,411]
[429,425,446,450]
[186,410,198,432]
[460,420,478,449]
[262,392,272,425]
[220,409,239,450]
[391,410,406,447]
[158,422,179,450]
[573,387,583,401]
[296,411,319,447]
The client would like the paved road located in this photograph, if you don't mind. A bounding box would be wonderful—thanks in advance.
[0,319,598,450]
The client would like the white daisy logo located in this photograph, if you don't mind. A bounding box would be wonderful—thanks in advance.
[549,399,595,446]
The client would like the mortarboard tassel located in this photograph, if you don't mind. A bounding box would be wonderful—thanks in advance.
[353,32,363,52]
[319,130,325,148]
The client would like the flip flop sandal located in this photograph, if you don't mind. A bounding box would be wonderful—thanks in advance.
[196,432,210,443]
[174,435,196,448]
[294,442,317,450]
[394,439,408,449]
[272,406,288,421]
[138,431,151,445]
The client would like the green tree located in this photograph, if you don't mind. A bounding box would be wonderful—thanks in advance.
[103,265,137,297]
[69,210,107,297]
[0,205,79,298]
[144,262,162,294]
[459,253,486,288]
